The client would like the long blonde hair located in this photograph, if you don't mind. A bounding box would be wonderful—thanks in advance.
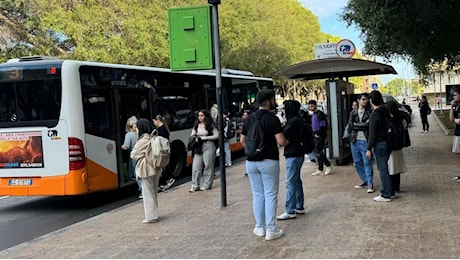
[154,114,170,133]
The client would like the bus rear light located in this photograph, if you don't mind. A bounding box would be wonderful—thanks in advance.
[68,137,86,170]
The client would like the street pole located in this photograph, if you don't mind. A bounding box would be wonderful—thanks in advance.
[440,71,443,114]
[209,0,226,207]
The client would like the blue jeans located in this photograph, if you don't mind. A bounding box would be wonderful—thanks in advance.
[224,140,231,165]
[308,152,316,161]
[351,140,374,185]
[373,141,392,198]
[284,156,305,214]
[246,159,280,232]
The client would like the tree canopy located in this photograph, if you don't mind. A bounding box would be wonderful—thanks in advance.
[341,0,460,75]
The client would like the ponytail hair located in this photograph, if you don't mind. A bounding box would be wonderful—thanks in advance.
[154,114,170,133]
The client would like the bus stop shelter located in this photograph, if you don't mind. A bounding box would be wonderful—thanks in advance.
[274,58,397,164]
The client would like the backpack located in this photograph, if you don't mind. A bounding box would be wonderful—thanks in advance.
[148,130,171,168]
[244,113,265,161]
[387,116,405,151]
[298,110,314,154]
[224,117,236,139]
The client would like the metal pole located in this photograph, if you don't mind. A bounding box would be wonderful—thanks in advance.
[440,71,443,114]
[210,2,226,207]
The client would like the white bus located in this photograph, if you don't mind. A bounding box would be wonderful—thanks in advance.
[0,56,273,196]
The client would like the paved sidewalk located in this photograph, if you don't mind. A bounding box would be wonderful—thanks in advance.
[1,109,460,258]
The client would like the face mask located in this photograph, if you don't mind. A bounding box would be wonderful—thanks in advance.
[308,110,314,115]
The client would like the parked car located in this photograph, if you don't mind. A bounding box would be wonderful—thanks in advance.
[382,94,412,128]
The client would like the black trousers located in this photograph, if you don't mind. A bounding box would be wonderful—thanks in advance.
[390,173,400,194]
[313,136,331,171]
[421,114,429,131]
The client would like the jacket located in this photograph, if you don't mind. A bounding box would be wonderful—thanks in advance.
[283,100,304,157]
[130,133,162,178]
[348,108,371,143]
[367,106,390,151]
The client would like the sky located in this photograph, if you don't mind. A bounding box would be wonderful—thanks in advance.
[299,0,417,85]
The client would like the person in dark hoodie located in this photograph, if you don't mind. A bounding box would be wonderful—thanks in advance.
[366,90,392,202]
[277,100,306,220]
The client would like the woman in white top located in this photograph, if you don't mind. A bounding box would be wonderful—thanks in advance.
[189,109,219,192]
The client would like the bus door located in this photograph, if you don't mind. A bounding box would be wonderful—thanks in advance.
[116,88,152,187]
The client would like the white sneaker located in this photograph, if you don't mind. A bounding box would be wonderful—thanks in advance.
[373,195,392,202]
[253,227,265,237]
[312,170,323,176]
[265,228,285,241]
[324,166,333,175]
[276,212,296,220]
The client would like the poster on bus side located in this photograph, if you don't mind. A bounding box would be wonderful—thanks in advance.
[0,131,44,168]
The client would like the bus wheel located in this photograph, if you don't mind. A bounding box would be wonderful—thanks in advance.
[167,143,186,178]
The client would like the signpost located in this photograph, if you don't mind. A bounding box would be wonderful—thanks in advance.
[168,1,227,207]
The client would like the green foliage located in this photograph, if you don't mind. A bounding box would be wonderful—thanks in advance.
[342,0,460,75]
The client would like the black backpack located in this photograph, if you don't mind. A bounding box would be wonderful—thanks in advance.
[298,110,314,154]
[224,117,236,139]
[244,113,265,161]
[387,116,405,151]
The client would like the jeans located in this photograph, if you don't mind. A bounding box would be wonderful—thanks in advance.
[308,152,316,161]
[284,156,305,214]
[313,137,331,171]
[373,141,392,198]
[351,140,374,185]
[246,159,280,232]
[224,140,231,165]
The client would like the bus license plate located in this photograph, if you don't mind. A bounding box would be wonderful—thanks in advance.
[9,179,32,186]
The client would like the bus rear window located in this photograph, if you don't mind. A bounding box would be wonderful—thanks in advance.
[0,79,61,127]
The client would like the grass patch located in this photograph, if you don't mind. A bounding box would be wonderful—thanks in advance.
[434,110,454,132]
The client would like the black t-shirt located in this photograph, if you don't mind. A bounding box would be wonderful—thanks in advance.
[242,109,283,160]
[453,104,460,136]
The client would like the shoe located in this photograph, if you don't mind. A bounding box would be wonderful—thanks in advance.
[324,166,333,175]
[354,183,367,189]
[138,194,143,199]
[165,178,175,189]
[373,195,392,202]
[295,209,305,214]
[265,228,285,241]
[367,185,375,193]
[276,212,296,220]
[312,170,323,176]
[253,227,265,237]
[142,219,158,224]
[391,194,397,199]
[200,186,211,191]
[189,187,199,193]
[452,176,460,181]
[225,163,232,167]
[244,173,248,177]
[310,159,316,163]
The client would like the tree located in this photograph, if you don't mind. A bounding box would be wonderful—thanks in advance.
[341,0,460,74]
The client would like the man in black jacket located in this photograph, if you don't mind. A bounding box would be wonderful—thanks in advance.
[366,90,392,202]
[348,93,374,193]
[277,100,305,220]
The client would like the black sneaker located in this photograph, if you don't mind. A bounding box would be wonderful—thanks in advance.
[354,183,367,189]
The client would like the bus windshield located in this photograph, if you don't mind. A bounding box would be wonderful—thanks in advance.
[0,66,62,127]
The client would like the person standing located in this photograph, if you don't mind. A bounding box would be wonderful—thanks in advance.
[240,89,288,241]
[450,87,460,181]
[121,116,141,197]
[366,90,392,202]
[308,100,332,176]
[385,100,407,196]
[348,94,374,193]
[419,95,431,133]
[153,115,175,191]
[436,95,441,109]
[130,118,162,223]
[189,109,218,192]
[276,100,305,220]
[223,110,233,167]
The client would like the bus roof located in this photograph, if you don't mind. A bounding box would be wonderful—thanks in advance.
[2,56,273,82]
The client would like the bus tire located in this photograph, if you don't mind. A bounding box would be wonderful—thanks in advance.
[167,141,186,178]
